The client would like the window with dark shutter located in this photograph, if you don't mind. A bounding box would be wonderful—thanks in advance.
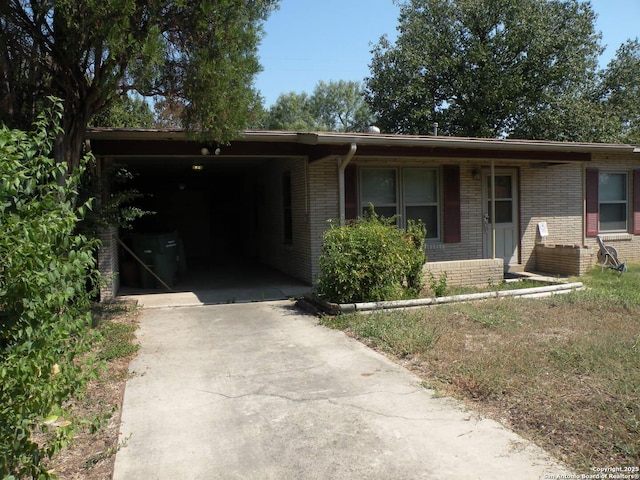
[585,168,599,237]
[634,170,640,235]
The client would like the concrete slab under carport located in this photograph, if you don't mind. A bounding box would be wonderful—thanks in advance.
[118,259,311,308]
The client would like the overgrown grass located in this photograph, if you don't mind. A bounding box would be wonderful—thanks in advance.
[42,302,140,478]
[323,309,441,357]
[92,302,140,362]
[440,278,554,297]
[319,266,640,472]
[97,322,139,361]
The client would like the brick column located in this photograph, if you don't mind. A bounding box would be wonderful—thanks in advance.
[97,226,119,301]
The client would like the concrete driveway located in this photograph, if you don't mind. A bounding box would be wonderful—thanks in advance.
[113,300,572,480]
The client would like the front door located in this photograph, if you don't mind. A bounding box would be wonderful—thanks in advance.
[482,169,519,269]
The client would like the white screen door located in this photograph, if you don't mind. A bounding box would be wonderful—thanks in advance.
[482,170,519,269]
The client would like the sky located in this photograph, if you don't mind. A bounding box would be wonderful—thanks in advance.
[255,0,640,107]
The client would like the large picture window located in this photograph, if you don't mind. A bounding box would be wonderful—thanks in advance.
[360,167,439,239]
[599,172,628,232]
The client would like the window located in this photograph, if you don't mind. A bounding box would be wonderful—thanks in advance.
[282,171,292,244]
[599,172,628,232]
[486,175,513,224]
[360,167,439,239]
[361,168,397,219]
[404,168,439,238]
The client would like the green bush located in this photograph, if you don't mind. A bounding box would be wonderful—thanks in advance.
[317,211,426,303]
[0,99,99,478]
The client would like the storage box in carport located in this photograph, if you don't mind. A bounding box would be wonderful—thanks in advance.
[132,233,179,289]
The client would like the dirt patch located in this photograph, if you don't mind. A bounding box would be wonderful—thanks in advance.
[44,304,140,480]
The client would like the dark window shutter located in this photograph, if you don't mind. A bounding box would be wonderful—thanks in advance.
[443,165,461,243]
[344,164,358,221]
[585,168,599,237]
[634,170,640,235]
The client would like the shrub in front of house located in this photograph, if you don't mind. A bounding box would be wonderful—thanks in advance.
[317,211,426,304]
[0,99,99,478]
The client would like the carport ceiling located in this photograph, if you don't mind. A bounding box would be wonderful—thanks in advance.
[118,155,271,176]
[89,138,319,158]
[88,134,311,175]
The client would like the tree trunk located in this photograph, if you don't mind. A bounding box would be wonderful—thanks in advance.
[54,105,89,173]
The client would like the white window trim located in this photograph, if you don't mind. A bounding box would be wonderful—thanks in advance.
[358,166,441,241]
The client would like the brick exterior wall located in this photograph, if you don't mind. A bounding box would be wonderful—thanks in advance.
[583,153,640,264]
[97,226,119,301]
[519,163,584,272]
[306,157,503,285]
[255,157,313,284]
[307,159,340,282]
[306,152,640,284]
[423,258,504,287]
[535,244,596,276]
[93,143,640,295]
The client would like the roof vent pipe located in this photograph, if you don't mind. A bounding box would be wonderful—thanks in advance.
[338,142,358,225]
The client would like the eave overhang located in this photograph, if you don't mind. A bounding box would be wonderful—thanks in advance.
[86,128,639,164]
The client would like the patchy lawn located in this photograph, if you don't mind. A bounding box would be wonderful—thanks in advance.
[320,266,640,473]
[43,302,140,480]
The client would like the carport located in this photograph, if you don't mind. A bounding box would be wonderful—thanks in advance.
[87,129,319,301]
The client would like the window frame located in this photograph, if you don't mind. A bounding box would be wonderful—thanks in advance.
[359,167,398,219]
[598,171,629,233]
[358,166,441,241]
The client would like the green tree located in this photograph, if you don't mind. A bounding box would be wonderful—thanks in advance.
[366,0,603,139]
[263,91,318,130]
[153,95,186,129]
[90,95,155,128]
[310,80,375,132]
[0,0,279,172]
[262,80,375,131]
[598,39,640,144]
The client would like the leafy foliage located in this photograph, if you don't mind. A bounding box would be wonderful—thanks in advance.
[598,39,640,144]
[262,80,375,131]
[427,271,448,297]
[90,95,155,128]
[0,99,100,478]
[262,92,318,131]
[317,211,426,303]
[77,163,154,236]
[0,0,279,172]
[366,0,604,139]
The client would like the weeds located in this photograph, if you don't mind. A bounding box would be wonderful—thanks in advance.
[321,309,441,357]
[43,304,140,478]
[97,322,139,361]
[427,271,448,297]
[92,302,140,362]
[319,265,640,472]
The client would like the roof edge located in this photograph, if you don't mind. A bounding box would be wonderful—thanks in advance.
[85,127,638,154]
